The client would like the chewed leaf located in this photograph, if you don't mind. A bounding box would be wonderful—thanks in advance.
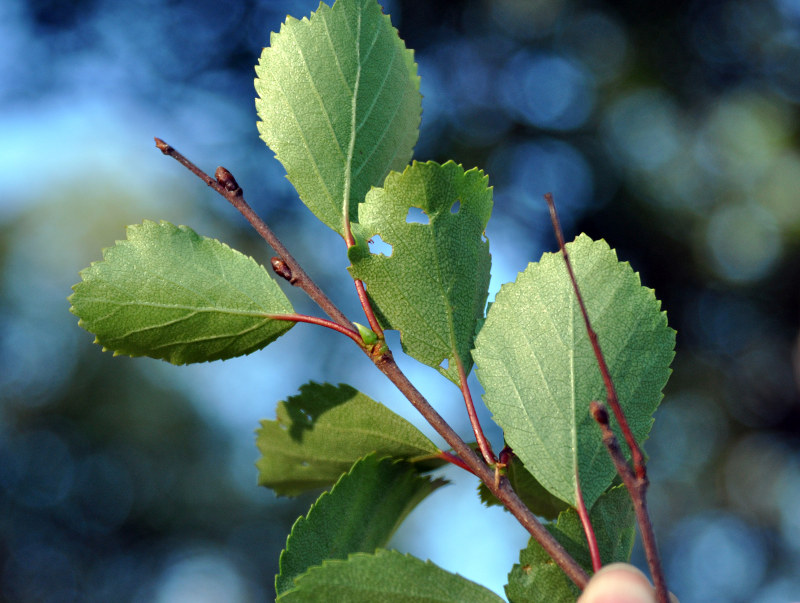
[473,235,675,508]
[69,221,295,364]
[349,161,492,385]
[255,0,421,236]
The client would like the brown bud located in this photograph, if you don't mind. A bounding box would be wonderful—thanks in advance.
[215,166,241,194]
[271,257,293,282]
[154,137,172,154]
[590,400,609,425]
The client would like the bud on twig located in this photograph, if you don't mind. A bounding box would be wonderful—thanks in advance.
[271,257,294,283]
[590,400,609,425]
[215,166,242,195]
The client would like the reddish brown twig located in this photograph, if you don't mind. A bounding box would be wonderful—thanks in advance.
[155,138,355,334]
[545,193,669,602]
[155,140,590,590]
[544,193,646,479]
[591,402,668,603]
[574,468,602,572]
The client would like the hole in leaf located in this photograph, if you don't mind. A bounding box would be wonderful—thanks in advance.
[450,200,461,214]
[368,235,393,257]
[406,207,429,224]
[300,461,309,467]
[439,358,449,370]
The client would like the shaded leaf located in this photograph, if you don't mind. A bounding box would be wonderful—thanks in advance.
[478,454,568,520]
[256,382,445,496]
[255,0,421,235]
[473,234,675,508]
[278,549,504,602]
[276,454,445,596]
[349,161,492,384]
[505,485,636,603]
[69,221,294,364]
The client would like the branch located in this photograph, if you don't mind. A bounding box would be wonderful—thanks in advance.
[155,142,590,590]
[154,138,356,334]
[545,194,646,479]
[544,193,668,602]
[375,353,589,589]
[591,402,669,603]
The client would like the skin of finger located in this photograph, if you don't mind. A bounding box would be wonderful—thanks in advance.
[576,563,679,603]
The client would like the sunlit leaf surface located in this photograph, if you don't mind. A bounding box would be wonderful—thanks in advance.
[70,221,295,364]
[473,235,675,508]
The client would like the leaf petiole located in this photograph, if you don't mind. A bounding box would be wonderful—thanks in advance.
[268,313,362,345]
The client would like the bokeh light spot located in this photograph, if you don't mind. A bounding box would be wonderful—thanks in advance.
[501,51,594,130]
[705,202,781,282]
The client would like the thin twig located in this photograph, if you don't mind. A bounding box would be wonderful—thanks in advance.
[591,402,669,603]
[154,138,355,334]
[155,141,590,590]
[375,354,589,588]
[544,193,647,480]
[544,192,668,601]
[455,355,495,465]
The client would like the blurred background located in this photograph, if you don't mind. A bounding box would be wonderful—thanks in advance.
[1,0,799,601]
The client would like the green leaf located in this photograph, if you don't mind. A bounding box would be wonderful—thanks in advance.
[478,454,569,520]
[505,485,636,603]
[256,382,446,496]
[349,161,492,384]
[473,234,675,508]
[255,0,421,236]
[278,549,504,602]
[276,454,445,596]
[69,221,295,364]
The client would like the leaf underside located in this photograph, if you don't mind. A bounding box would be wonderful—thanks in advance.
[255,0,421,236]
[69,221,295,364]
[256,382,446,496]
[278,549,505,603]
[473,234,676,508]
[349,161,492,384]
[276,454,445,596]
[505,485,636,603]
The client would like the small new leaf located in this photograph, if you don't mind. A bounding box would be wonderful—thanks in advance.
[276,454,445,596]
[349,161,492,384]
[255,0,421,236]
[354,322,378,345]
[256,382,445,496]
[278,549,504,602]
[473,234,675,508]
[69,221,295,364]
